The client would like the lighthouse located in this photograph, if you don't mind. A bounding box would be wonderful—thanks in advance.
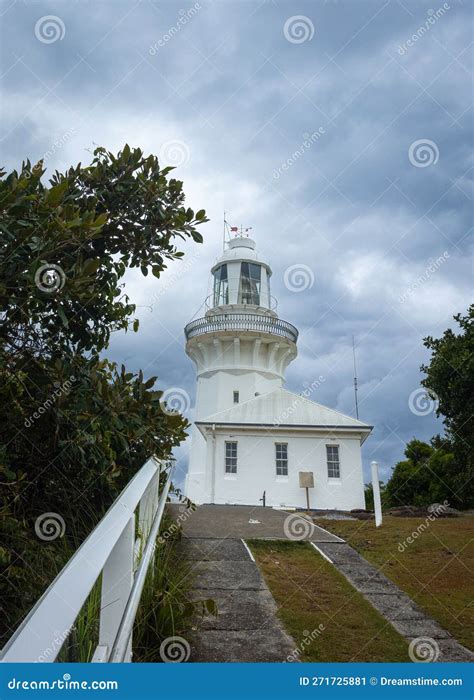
[184,233,372,509]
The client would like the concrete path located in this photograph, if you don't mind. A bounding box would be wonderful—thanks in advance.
[179,537,296,662]
[315,541,474,663]
[168,504,342,542]
[167,504,472,662]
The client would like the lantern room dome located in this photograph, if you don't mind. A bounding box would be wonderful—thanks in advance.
[211,236,270,273]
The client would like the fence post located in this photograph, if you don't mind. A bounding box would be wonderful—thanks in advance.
[93,516,135,662]
[371,460,383,527]
[139,463,160,541]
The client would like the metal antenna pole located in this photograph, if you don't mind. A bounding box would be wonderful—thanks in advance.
[352,335,359,419]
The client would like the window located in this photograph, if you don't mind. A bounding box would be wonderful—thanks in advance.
[238,262,261,305]
[225,441,237,473]
[326,445,340,478]
[233,391,239,404]
[213,264,229,306]
[275,443,288,476]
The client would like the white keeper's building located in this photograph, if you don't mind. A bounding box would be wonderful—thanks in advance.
[184,234,372,510]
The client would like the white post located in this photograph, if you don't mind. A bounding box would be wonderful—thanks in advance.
[94,516,135,662]
[371,460,382,527]
[139,466,160,540]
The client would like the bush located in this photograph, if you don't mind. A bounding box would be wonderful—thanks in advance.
[0,146,206,644]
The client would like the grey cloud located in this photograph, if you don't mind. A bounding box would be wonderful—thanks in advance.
[1,0,471,490]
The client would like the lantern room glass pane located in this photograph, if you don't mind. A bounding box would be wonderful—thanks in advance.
[213,264,228,305]
[238,262,261,305]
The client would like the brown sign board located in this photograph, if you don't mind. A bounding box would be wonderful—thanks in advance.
[299,471,314,488]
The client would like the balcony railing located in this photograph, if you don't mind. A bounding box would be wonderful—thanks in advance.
[204,293,278,312]
[185,313,298,343]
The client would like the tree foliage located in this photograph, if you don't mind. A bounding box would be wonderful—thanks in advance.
[0,146,207,640]
[421,305,474,477]
[383,438,468,508]
[0,145,205,354]
[384,307,473,510]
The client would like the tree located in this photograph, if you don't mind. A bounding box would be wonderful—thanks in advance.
[0,146,207,640]
[384,438,471,509]
[383,307,474,511]
[1,145,206,355]
[421,305,474,483]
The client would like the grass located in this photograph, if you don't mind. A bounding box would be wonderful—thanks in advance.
[56,513,196,662]
[133,521,195,662]
[248,539,409,662]
[316,515,474,651]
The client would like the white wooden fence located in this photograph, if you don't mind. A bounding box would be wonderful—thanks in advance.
[0,456,171,663]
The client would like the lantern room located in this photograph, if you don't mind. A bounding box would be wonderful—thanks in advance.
[210,236,273,312]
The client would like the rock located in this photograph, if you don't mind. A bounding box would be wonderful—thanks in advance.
[387,506,426,517]
[427,503,460,518]
[350,508,373,513]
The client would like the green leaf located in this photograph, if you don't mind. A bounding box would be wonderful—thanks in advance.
[205,599,218,616]
[45,181,68,206]
[83,258,101,276]
[58,306,69,327]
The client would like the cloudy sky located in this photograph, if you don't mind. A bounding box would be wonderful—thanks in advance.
[1,0,472,489]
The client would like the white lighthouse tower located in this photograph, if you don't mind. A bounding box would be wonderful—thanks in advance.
[184,233,372,509]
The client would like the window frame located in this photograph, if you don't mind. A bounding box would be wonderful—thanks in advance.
[225,441,238,474]
[275,442,289,477]
[326,444,341,479]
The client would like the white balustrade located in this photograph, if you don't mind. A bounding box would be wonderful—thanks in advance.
[0,456,172,663]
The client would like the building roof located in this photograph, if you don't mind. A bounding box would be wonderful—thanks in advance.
[196,388,372,438]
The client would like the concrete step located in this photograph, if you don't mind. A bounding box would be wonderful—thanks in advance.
[177,537,296,662]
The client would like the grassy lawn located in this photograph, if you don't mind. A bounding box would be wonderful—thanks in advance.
[248,539,409,662]
[316,515,474,651]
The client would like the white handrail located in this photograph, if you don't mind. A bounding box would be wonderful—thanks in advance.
[0,456,171,663]
[109,474,172,662]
